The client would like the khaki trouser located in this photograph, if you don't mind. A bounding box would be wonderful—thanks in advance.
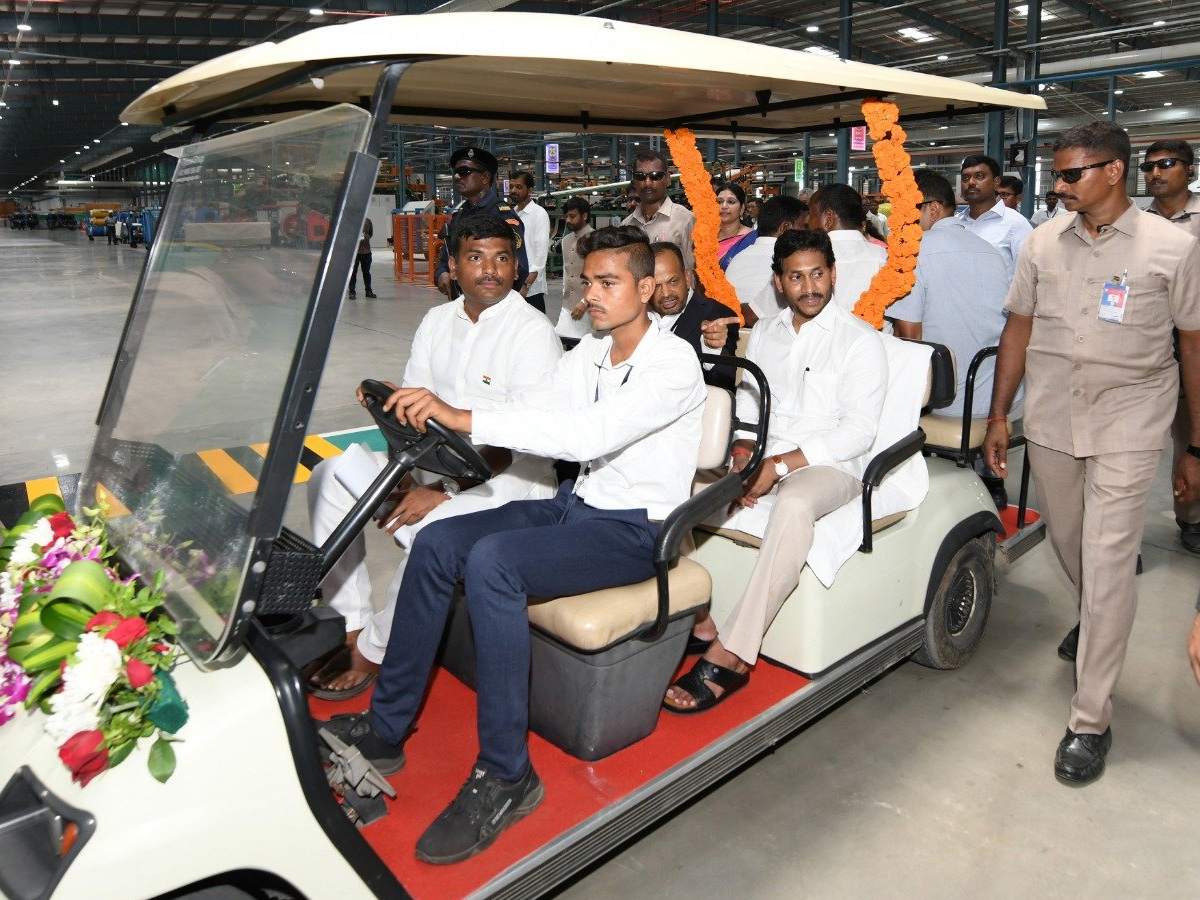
[1171,391,1200,524]
[1027,441,1160,734]
[720,466,862,665]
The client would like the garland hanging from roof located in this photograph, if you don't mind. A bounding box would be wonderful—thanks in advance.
[663,127,745,325]
[854,100,923,329]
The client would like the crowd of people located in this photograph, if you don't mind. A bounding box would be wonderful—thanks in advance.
[311,124,1200,865]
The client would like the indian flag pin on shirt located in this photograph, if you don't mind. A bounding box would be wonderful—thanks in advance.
[482,375,491,385]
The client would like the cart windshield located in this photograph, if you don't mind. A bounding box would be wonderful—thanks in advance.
[79,104,372,661]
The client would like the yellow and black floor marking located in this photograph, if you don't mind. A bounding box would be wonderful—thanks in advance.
[0,427,384,527]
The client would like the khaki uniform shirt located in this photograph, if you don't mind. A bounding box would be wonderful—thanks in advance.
[1145,191,1200,240]
[561,223,593,309]
[1006,201,1200,456]
[623,195,695,270]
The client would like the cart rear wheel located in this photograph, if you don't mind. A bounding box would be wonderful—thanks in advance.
[913,534,994,670]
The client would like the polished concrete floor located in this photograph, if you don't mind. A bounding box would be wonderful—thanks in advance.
[3,228,1198,899]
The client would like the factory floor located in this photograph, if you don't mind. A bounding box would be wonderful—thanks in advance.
[2,228,1198,900]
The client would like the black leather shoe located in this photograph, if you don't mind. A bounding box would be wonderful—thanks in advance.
[1179,519,1200,554]
[981,475,1008,510]
[1057,623,1079,662]
[1054,727,1112,786]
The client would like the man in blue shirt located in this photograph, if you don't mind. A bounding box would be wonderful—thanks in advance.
[956,154,1033,280]
[891,169,1016,508]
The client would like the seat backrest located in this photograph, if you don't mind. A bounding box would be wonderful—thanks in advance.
[910,340,956,410]
[696,385,733,470]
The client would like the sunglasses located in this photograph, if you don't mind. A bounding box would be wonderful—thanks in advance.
[452,165,485,178]
[631,171,668,182]
[1050,159,1114,184]
[1139,157,1186,173]
[916,200,940,210]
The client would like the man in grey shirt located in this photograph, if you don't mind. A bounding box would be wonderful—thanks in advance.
[891,169,1016,507]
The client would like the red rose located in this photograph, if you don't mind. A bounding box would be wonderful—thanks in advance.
[86,610,121,632]
[126,658,154,688]
[105,616,148,649]
[47,511,76,540]
[59,730,109,787]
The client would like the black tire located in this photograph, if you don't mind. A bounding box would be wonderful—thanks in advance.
[913,533,995,670]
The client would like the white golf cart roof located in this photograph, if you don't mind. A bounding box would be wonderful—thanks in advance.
[121,12,1044,133]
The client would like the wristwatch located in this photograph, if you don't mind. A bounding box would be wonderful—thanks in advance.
[441,478,461,498]
[1187,444,1200,461]
[772,454,789,478]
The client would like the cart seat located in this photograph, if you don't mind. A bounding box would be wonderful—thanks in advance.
[920,346,1022,465]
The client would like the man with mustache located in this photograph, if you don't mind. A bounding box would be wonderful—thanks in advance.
[434,146,528,299]
[650,240,739,389]
[320,225,705,862]
[956,154,1032,279]
[306,214,561,697]
[1143,139,1200,554]
[664,229,888,712]
[984,122,1200,786]
[1031,189,1065,226]
[623,148,695,270]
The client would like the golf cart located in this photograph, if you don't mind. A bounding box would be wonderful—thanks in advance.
[0,13,1043,900]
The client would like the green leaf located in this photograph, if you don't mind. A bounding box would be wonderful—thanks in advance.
[27,494,66,516]
[11,608,47,644]
[147,736,176,783]
[13,636,77,673]
[24,668,63,708]
[46,559,114,612]
[39,600,94,641]
[107,740,135,770]
[6,630,53,665]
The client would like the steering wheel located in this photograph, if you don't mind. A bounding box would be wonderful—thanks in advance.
[358,380,491,482]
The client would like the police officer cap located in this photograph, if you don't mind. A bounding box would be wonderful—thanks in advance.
[450,146,498,177]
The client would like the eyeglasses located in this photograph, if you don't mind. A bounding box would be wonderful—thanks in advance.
[631,171,667,182]
[1139,157,1185,173]
[1050,159,1115,184]
[916,200,940,210]
[452,165,485,178]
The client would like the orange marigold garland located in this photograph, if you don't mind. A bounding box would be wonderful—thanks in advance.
[663,128,744,324]
[854,100,923,329]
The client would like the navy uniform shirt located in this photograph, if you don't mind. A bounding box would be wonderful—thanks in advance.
[435,186,529,293]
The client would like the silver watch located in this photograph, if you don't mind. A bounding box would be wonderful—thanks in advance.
[441,478,461,498]
[772,455,789,478]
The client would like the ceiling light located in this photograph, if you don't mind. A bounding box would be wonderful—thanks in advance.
[939,125,949,130]
[1014,4,1058,20]
[93,138,100,143]
[803,45,838,58]
[59,159,64,163]
[929,141,937,146]
[898,27,934,43]
[1138,71,1165,78]
[1114,89,1124,95]
[74,151,80,155]
[828,132,835,137]
[806,25,819,33]
[937,54,949,61]
[1153,19,1166,27]
[309,7,324,15]
[51,99,59,106]
[5,60,19,66]
[16,24,31,32]
[1165,101,1173,106]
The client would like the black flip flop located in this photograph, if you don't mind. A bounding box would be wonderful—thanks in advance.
[685,634,713,655]
[308,646,379,701]
[663,657,749,714]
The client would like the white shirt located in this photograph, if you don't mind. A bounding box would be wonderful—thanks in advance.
[1030,204,1067,227]
[828,230,888,313]
[736,301,888,480]
[404,289,562,415]
[956,199,1033,279]
[868,210,890,238]
[623,195,695,270]
[473,324,706,520]
[724,235,777,306]
[516,200,551,297]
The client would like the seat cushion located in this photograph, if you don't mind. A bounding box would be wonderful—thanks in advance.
[922,412,988,452]
[527,558,712,652]
[696,511,907,550]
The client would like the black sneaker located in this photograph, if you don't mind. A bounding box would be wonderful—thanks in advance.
[348,289,357,298]
[416,763,544,865]
[1178,519,1200,554]
[365,290,378,298]
[981,475,1008,510]
[315,711,406,775]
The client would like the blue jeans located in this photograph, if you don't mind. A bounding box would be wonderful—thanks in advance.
[369,482,659,781]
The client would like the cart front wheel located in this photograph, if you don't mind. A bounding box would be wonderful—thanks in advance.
[913,534,995,670]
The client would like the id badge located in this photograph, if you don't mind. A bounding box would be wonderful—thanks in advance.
[1098,280,1128,324]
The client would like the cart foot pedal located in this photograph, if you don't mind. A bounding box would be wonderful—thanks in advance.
[1000,519,1045,563]
[320,727,396,827]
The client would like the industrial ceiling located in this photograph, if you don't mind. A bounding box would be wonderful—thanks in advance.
[4,0,1200,195]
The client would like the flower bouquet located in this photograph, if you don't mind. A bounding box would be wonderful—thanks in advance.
[0,494,188,786]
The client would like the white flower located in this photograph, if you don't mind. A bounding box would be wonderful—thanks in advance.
[0,571,18,616]
[44,632,124,747]
[9,519,54,567]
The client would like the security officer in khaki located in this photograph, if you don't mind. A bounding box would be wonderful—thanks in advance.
[984,122,1200,787]
[434,147,528,299]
